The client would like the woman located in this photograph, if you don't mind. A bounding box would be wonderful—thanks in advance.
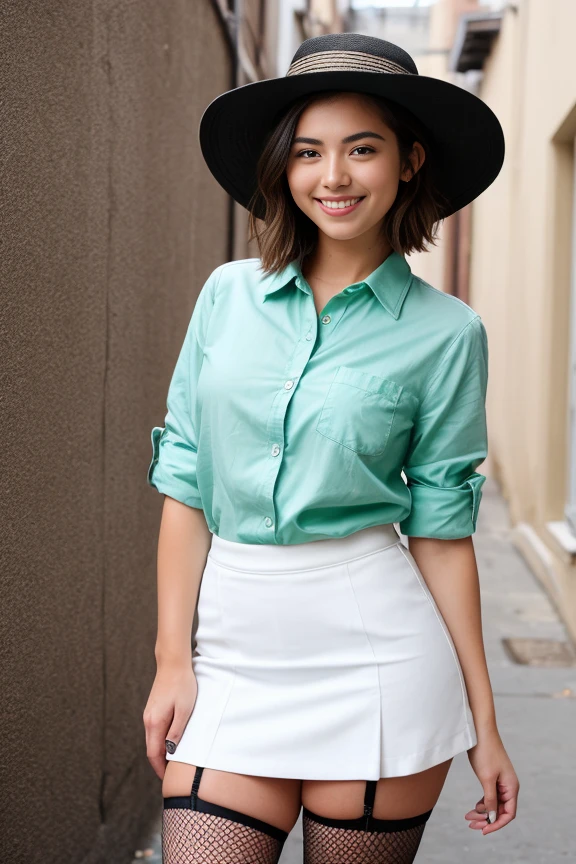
[144,33,519,864]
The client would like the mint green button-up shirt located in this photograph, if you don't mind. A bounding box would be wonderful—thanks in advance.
[147,251,488,544]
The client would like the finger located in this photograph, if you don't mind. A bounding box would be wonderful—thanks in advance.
[464,809,488,822]
[500,782,520,820]
[507,793,518,820]
[143,714,168,779]
[464,803,487,817]
[145,714,172,778]
[165,706,193,756]
[149,752,168,781]
[481,781,498,828]
[482,811,514,834]
[464,797,488,826]
[466,813,489,831]
[481,791,518,835]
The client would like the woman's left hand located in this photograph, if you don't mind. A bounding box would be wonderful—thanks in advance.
[465,728,520,834]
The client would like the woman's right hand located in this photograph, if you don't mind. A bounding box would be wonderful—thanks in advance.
[143,661,198,780]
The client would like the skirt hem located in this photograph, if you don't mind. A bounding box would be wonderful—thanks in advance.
[165,722,477,781]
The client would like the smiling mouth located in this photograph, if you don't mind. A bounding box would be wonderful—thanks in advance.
[314,197,366,215]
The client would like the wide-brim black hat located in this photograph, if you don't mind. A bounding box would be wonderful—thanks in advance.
[199,32,505,221]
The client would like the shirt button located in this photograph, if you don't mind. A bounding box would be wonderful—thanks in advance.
[321,315,331,324]
[305,333,312,341]
[264,517,274,528]
[284,379,294,390]
[271,444,281,456]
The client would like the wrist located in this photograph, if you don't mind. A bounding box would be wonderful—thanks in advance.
[474,718,500,741]
[155,644,192,670]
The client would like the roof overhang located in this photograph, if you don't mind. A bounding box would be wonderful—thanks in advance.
[449,10,503,74]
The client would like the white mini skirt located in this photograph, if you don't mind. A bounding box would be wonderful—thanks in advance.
[166,523,477,780]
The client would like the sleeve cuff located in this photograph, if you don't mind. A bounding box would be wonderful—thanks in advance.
[147,425,204,509]
[399,472,486,539]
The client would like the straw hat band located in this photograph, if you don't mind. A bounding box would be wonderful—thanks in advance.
[286,50,415,77]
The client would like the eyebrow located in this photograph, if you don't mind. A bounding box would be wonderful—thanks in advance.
[292,131,385,146]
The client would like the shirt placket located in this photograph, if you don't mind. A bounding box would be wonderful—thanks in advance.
[257,281,355,541]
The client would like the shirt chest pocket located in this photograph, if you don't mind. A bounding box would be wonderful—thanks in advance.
[315,365,403,457]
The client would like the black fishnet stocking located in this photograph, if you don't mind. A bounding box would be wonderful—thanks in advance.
[162,765,288,864]
[162,810,285,863]
[302,780,433,864]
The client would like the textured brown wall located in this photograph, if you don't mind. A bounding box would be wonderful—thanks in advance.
[0,1,232,861]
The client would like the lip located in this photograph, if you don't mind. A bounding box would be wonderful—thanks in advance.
[314,197,365,216]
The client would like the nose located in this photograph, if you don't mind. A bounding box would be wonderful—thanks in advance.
[322,153,351,189]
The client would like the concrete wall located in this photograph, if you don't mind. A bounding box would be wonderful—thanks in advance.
[0,2,232,861]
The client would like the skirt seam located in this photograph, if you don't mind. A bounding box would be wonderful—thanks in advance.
[203,561,239,765]
[345,560,383,775]
[208,539,402,575]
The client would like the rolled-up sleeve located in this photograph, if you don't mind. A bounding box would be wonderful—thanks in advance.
[147,266,221,508]
[399,315,489,539]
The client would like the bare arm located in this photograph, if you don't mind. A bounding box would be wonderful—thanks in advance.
[407,535,496,736]
[155,496,212,666]
[407,534,519,834]
[144,496,212,779]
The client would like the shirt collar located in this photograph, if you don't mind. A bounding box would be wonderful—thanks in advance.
[261,251,414,320]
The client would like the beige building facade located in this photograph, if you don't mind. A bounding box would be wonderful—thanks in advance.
[469,0,576,642]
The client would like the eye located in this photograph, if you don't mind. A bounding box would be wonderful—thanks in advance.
[295,146,375,158]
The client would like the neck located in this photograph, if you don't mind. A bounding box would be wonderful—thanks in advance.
[303,230,393,286]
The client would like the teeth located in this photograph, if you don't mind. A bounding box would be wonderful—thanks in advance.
[320,197,362,209]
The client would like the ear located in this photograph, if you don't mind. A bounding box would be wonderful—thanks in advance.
[401,142,426,182]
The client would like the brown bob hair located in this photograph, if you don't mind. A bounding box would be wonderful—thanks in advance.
[247,90,451,276]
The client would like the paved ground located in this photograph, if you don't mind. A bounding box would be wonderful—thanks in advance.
[133,477,575,862]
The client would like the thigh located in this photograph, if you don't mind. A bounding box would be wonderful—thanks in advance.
[301,758,453,820]
[162,761,302,833]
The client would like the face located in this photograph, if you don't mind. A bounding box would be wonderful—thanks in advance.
[285,92,424,242]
